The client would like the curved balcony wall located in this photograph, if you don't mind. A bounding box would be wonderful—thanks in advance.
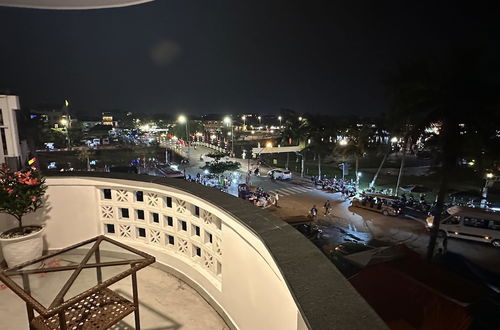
[0,173,387,330]
[0,0,154,10]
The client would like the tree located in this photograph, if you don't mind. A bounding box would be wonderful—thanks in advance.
[388,49,499,260]
[335,126,371,185]
[77,147,94,171]
[201,152,241,174]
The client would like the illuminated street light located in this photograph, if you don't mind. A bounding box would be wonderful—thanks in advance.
[177,115,190,153]
[266,142,273,148]
[298,116,303,121]
[258,116,262,125]
[223,116,234,155]
[390,137,398,143]
[339,139,348,146]
[278,116,282,126]
[178,115,186,124]
[59,118,71,150]
[241,115,246,127]
[482,172,495,208]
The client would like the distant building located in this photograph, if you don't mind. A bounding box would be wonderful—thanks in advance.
[0,95,21,169]
[30,103,73,129]
[30,106,63,128]
[101,112,118,127]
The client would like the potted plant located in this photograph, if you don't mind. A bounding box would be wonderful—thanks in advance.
[0,165,47,268]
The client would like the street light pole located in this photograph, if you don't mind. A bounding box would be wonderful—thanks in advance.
[223,116,234,156]
[178,115,189,159]
[481,173,494,208]
[231,124,234,156]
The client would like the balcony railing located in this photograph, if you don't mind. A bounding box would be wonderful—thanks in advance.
[0,172,387,330]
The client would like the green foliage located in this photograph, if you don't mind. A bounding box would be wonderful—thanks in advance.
[0,166,47,229]
[200,161,241,174]
[205,152,227,161]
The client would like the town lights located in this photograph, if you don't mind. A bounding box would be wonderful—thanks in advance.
[390,137,398,143]
[223,116,231,125]
[266,142,273,148]
[298,116,303,121]
[486,173,494,179]
[278,116,282,126]
[177,115,187,124]
[60,118,68,126]
[339,139,348,146]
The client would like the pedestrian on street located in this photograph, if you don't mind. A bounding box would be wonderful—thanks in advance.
[275,193,279,207]
[323,200,331,216]
[310,205,318,219]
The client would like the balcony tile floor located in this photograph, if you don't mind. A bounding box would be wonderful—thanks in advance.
[0,265,229,330]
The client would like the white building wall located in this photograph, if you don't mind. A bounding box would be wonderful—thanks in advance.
[0,95,21,167]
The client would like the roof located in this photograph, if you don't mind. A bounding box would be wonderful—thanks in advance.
[348,245,485,330]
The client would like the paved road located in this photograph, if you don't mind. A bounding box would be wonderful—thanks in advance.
[170,145,500,275]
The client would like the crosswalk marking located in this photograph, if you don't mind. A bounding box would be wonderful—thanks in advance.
[269,186,312,197]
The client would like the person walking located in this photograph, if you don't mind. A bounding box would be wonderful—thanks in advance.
[275,192,280,207]
[310,205,318,220]
[323,200,331,216]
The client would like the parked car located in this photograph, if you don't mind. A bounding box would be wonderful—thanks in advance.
[267,168,292,180]
[351,193,402,216]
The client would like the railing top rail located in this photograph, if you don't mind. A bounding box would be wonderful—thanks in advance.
[46,172,387,330]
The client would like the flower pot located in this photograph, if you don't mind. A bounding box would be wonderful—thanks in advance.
[0,226,45,269]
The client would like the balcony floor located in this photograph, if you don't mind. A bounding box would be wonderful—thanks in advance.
[0,264,229,330]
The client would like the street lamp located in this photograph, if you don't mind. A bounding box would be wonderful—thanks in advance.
[481,173,494,208]
[298,116,303,121]
[278,116,282,126]
[177,115,189,153]
[59,118,71,150]
[339,139,348,146]
[241,115,246,129]
[258,116,262,126]
[223,116,234,156]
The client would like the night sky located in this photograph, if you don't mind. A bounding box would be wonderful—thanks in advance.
[0,1,490,116]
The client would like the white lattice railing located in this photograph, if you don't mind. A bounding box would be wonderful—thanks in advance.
[98,186,223,286]
[7,176,387,330]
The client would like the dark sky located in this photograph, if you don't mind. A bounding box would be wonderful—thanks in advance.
[0,0,490,116]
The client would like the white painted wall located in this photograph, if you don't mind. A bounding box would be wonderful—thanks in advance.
[0,177,304,330]
[0,95,21,166]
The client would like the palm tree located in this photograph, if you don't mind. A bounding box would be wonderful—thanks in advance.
[336,126,371,186]
[388,50,498,260]
[77,147,94,171]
